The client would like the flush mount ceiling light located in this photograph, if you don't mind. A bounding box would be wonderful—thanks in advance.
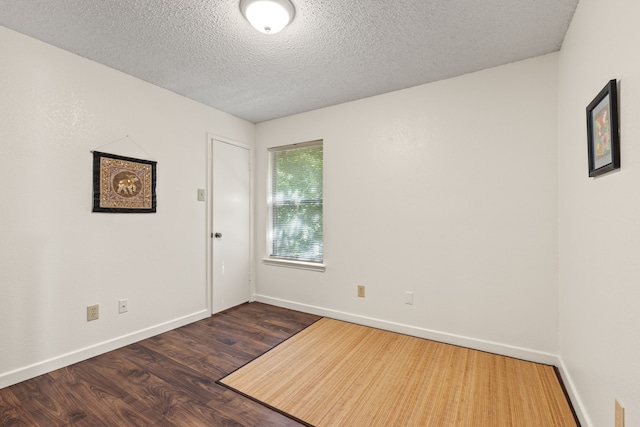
[240,0,295,34]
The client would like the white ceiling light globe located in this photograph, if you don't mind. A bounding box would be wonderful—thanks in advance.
[240,0,294,34]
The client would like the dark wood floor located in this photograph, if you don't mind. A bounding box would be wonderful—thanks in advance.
[0,302,321,426]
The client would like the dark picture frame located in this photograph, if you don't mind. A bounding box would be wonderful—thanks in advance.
[92,151,157,213]
[586,79,619,177]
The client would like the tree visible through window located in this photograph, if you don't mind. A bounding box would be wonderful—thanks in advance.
[269,141,323,262]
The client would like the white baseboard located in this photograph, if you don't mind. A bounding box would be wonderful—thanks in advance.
[256,294,558,364]
[0,309,210,389]
[555,358,592,427]
[2,299,590,427]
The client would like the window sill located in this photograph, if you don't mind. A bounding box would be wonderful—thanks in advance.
[262,257,326,272]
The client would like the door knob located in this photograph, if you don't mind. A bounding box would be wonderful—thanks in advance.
[214,232,222,238]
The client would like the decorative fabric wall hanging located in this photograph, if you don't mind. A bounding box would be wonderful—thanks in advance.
[92,151,157,213]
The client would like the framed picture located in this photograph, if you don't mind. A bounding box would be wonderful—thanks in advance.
[92,151,157,213]
[586,79,619,177]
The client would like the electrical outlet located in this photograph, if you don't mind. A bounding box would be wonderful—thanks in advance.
[357,285,365,298]
[87,304,99,321]
[119,299,128,314]
[404,291,414,305]
[615,399,624,427]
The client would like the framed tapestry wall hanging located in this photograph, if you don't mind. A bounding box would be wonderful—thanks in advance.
[92,151,157,213]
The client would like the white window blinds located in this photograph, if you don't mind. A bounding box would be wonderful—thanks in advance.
[269,141,323,262]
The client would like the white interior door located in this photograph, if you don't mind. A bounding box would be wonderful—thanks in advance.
[212,139,251,313]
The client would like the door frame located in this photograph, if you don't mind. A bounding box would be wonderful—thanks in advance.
[206,133,255,315]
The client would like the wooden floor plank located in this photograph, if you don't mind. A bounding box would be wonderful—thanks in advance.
[0,388,40,426]
[50,364,160,426]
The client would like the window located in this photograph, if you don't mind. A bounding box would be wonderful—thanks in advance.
[267,141,323,268]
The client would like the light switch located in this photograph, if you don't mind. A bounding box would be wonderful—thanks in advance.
[197,188,206,201]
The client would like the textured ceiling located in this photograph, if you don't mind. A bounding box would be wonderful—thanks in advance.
[0,0,578,123]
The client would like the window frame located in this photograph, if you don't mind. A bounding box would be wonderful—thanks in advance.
[264,140,325,272]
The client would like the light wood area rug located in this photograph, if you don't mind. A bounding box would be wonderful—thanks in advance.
[219,318,578,426]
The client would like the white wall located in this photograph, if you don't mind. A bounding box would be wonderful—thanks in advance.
[6,6,635,422]
[558,0,640,426]
[0,26,254,388]
[255,54,560,362]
